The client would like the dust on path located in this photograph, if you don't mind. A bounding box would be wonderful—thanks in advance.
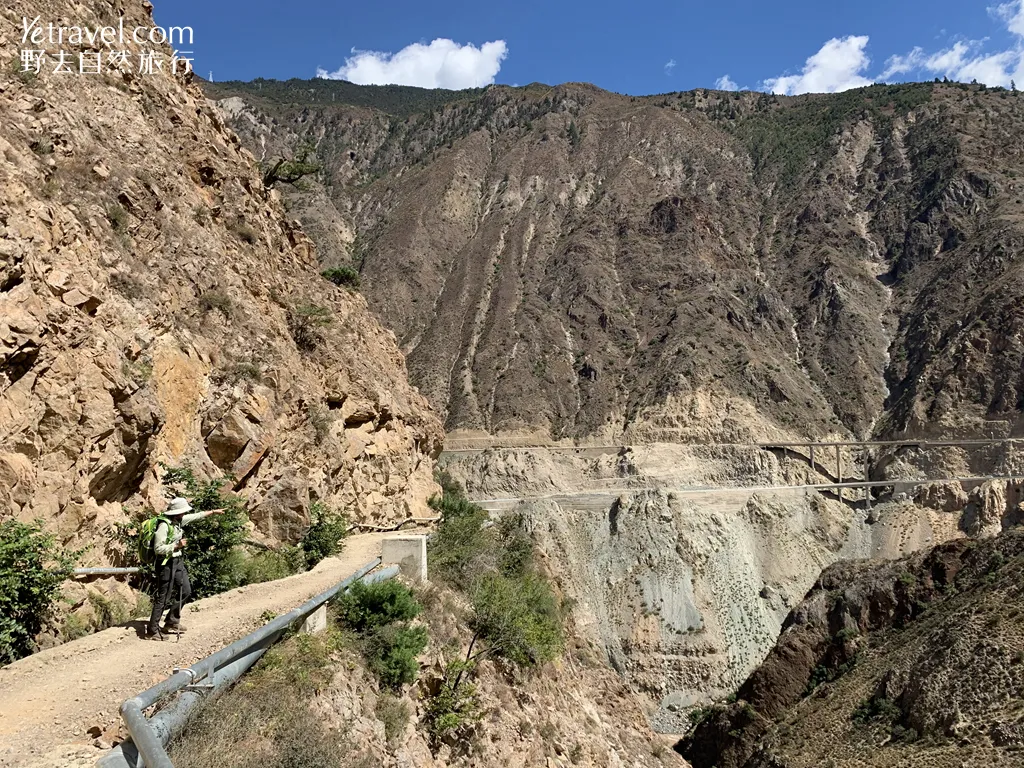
[0,532,406,768]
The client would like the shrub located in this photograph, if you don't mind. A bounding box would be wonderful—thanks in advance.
[0,519,79,664]
[336,579,421,632]
[428,474,565,668]
[229,219,258,244]
[287,303,332,351]
[106,203,129,233]
[61,613,91,642]
[423,657,482,746]
[852,696,902,724]
[376,694,410,746]
[88,592,131,629]
[469,571,563,667]
[199,291,233,316]
[305,403,331,445]
[301,502,348,569]
[365,623,429,689]
[233,546,304,585]
[322,265,361,289]
[427,482,489,584]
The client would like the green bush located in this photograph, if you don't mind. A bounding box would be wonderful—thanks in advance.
[852,696,902,724]
[322,265,361,289]
[301,502,348,569]
[335,579,421,632]
[470,571,563,667]
[336,579,427,689]
[232,546,305,585]
[0,519,78,664]
[365,623,429,689]
[287,303,333,351]
[427,480,489,584]
[428,474,565,668]
[423,657,482,745]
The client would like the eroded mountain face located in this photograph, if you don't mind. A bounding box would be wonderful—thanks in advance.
[0,0,443,550]
[679,517,1024,768]
[209,80,1024,443]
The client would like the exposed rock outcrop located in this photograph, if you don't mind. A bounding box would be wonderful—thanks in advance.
[0,0,443,556]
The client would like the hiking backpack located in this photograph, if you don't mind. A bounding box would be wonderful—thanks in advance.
[137,515,173,566]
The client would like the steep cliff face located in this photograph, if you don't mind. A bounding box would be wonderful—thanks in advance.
[0,0,443,553]
[208,80,1024,444]
[679,510,1024,768]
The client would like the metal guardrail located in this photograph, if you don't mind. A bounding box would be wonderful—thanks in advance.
[98,559,399,768]
[72,567,141,577]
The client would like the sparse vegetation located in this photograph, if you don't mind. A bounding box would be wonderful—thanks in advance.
[0,519,79,664]
[106,202,129,233]
[168,630,358,768]
[305,402,331,444]
[422,656,483,746]
[287,302,333,351]
[322,265,361,289]
[199,291,233,316]
[375,693,410,746]
[228,219,258,244]
[852,696,902,725]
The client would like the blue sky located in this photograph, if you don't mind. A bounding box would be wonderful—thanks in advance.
[153,0,1024,94]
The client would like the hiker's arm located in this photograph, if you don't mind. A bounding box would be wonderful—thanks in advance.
[180,508,226,526]
[153,522,180,557]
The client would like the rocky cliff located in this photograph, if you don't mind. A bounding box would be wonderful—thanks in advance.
[207,79,1024,445]
[0,0,443,555]
[678,505,1024,768]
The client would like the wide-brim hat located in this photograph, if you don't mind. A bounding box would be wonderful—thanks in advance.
[166,497,193,516]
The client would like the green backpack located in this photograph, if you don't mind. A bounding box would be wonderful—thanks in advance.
[138,515,173,566]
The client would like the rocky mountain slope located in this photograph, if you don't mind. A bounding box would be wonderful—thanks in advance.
[0,0,442,555]
[444,443,1024,730]
[208,79,1024,444]
[678,518,1024,768]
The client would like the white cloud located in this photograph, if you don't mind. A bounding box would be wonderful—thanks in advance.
[715,74,739,91]
[763,36,874,95]
[880,2,1024,87]
[664,59,677,75]
[317,38,508,89]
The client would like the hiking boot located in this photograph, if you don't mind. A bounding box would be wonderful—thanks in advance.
[163,623,186,634]
[147,629,165,641]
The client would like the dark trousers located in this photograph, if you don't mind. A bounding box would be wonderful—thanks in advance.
[148,558,192,633]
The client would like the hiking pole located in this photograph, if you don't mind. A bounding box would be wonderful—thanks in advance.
[176,574,182,644]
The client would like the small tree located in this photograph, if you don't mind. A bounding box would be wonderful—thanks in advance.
[1013,80,1018,92]
[262,144,320,188]
[0,520,78,664]
[336,579,421,632]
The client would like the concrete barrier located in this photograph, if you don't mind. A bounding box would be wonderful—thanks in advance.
[381,535,427,583]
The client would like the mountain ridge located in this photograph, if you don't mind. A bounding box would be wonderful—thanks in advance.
[208,78,1024,449]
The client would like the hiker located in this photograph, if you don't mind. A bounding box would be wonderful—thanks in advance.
[146,497,225,641]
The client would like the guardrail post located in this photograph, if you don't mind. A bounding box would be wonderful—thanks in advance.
[382,535,428,583]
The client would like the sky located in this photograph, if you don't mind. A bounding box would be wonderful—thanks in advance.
[153,0,1024,95]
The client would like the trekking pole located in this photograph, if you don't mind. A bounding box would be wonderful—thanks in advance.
[176,576,182,644]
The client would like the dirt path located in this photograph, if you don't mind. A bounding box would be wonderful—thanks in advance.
[0,532,406,768]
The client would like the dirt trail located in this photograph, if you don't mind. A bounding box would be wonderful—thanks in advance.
[0,532,407,768]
